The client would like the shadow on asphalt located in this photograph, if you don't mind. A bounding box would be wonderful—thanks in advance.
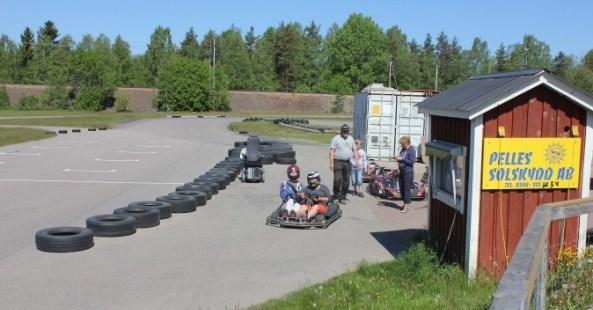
[370,229,426,258]
[376,200,401,210]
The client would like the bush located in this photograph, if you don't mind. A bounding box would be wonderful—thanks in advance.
[157,56,230,111]
[41,85,70,110]
[547,246,593,308]
[73,87,113,111]
[0,86,10,109]
[115,96,130,112]
[17,95,41,110]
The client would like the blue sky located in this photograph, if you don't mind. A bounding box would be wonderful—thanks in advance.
[1,0,591,57]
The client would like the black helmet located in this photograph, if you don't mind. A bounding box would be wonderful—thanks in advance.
[307,171,321,186]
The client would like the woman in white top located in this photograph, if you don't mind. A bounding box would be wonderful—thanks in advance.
[350,139,368,197]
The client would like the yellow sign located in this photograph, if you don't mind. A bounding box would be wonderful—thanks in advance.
[482,138,581,190]
[370,104,381,115]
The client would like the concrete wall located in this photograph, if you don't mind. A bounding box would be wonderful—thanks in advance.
[3,84,353,113]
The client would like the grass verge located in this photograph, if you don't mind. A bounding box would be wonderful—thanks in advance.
[0,127,55,147]
[252,243,495,309]
[228,120,335,144]
[0,112,164,128]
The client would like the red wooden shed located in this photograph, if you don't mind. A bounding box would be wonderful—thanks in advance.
[417,69,593,277]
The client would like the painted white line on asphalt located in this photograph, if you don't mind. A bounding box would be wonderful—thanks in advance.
[0,152,41,156]
[95,158,140,162]
[118,150,157,154]
[135,145,171,148]
[64,168,117,173]
[57,141,93,144]
[33,146,72,149]
[0,178,183,185]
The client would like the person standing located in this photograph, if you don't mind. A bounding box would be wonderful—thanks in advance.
[329,124,358,204]
[396,136,416,213]
[350,139,367,197]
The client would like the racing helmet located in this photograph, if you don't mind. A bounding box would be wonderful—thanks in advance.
[286,164,300,180]
[306,171,321,187]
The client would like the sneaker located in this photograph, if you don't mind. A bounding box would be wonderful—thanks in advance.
[289,211,297,218]
[358,192,364,198]
[339,199,347,205]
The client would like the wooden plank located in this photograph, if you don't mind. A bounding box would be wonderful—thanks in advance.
[508,95,528,257]
[523,96,544,228]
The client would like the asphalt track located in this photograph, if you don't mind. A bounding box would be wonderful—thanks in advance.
[0,118,427,309]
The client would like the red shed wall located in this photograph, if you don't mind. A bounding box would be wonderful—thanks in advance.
[478,85,586,277]
[429,116,470,265]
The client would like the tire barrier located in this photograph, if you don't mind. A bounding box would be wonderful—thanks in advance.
[86,215,136,237]
[35,227,94,253]
[113,206,160,228]
[156,195,197,213]
[169,191,207,206]
[128,201,172,219]
[35,134,298,252]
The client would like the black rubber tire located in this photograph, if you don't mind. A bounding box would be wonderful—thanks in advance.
[72,129,81,133]
[325,203,339,219]
[113,207,160,228]
[88,128,97,131]
[35,227,94,253]
[262,154,274,165]
[86,214,136,237]
[128,201,172,219]
[169,191,207,206]
[98,127,107,130]
[275,157,297,165]
[272,150,296,158]
[172,115,181,118]
[156,195,197,213]
[234,141,247,148]
[176,184,213,199]
[239,131,248,135]
[197,175,229,187]
[58,130,67,134]
[190,177,226,191]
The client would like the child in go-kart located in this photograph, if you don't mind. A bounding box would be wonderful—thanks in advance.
[378,167,401,199]
[279,164,305,216]
[298,171,332,220]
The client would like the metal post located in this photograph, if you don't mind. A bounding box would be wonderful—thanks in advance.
[434,64,439,92]
[212,37,216,91]
[388,60,393,88]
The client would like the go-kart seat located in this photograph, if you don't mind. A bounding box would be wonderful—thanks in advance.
[243,138,262,168]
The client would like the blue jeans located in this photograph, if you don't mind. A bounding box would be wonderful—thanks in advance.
[351,168,363,186]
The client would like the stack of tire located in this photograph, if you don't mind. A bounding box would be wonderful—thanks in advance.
[34,138,279,253]
[228,139,296,165]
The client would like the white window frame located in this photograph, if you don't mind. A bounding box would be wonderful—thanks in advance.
[426,140,467,214]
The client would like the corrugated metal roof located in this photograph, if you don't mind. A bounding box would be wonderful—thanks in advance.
[417,69,593,119]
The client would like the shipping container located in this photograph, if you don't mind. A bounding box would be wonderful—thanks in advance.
[353,84,432,161]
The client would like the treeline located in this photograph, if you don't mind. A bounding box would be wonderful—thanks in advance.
[1,14,593,111]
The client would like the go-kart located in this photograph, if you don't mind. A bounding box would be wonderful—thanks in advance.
[368,169,426,200]
[266,195,342,229]
[362,161,380,183]
[240,136,264,183]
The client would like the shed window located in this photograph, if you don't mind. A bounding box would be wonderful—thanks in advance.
[426,141,467,214]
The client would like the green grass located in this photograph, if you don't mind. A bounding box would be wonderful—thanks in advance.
[547,246,593,309]
[252,243,496,310]
[0,112,164,128]
[0,127,56,147]
[228,120,335,144]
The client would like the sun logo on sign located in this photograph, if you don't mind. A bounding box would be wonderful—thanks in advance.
[545,143,565,164]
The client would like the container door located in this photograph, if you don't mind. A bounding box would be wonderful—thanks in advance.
[395,94,427,157]
[366,93,396,160]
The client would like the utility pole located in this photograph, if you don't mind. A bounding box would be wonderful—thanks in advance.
[434,64,439,92]
[212,37,216,91]
[388,60,393,88]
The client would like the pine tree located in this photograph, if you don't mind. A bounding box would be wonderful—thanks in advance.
[244,26,257,61]
[39,21,60,44]
[386,26,415,89]
[419,33,436,89]
[146,26,175,86]
[251,27,279,91]
[112,35,133,86]
[219,26,251,90]
[180,27,200,59]
[551,52,573,79]
[300,21,322,92]
[464,37,491,75]
[495,43,507,72]
[274,22,305,92]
